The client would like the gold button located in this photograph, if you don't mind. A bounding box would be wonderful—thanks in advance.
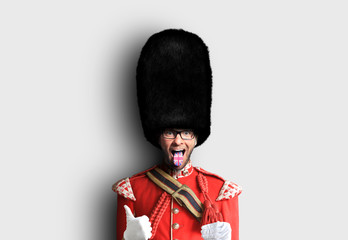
[172,223,180,230]
[173,208,179,214]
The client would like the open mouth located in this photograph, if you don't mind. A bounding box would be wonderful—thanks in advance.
[171,149,185,156]
[171,150,185,167]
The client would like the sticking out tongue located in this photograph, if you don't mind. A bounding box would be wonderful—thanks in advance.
[173,151,184,167]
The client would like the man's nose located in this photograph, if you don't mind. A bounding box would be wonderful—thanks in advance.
[173,133,184,144]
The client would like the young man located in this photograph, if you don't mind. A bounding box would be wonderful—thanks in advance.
[113,29,242,240]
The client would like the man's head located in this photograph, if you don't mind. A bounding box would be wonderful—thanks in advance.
[159,129,197,170]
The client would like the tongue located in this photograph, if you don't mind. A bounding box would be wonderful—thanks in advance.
[173,151,184,167]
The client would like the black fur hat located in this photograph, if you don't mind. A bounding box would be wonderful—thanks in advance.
[136,29,212,148]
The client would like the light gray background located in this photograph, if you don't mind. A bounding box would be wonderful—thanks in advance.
[1,1,347,240]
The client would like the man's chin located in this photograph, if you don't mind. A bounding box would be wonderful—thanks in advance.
[170,165,184,171]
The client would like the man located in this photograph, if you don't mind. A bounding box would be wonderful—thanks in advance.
[113,29,242,240]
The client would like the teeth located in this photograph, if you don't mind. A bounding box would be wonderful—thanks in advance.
[172,150,184,155]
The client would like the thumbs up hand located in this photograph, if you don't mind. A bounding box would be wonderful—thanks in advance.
[123,205,152,240]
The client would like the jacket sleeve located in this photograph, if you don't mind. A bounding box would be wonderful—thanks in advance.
[221,196,239,240]
[117,194,134,240]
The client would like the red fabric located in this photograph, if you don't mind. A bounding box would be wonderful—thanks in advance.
[116,166,240,240]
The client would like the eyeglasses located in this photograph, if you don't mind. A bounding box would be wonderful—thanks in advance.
[162,129,195,140]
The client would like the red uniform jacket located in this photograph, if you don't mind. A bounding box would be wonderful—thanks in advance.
[113,163,242,240]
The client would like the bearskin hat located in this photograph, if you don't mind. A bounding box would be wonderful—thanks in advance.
[136,29,212,148]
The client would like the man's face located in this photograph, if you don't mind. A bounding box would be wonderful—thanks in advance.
[159,129,197,171]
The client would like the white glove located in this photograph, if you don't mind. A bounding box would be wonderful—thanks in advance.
[123,205,152,240]
[201,221,232,240]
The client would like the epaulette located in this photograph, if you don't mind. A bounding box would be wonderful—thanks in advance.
[112,165,158,201]
[216,180,242,201]
[195,167,242,201]
[112,177,136,201]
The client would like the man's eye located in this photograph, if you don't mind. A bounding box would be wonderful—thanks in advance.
[183,131,193,137]
[166,131,174,135]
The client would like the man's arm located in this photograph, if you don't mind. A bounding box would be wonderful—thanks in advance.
[223,196,239,240]
[117,194,152,240]
[201,196,239,240]
[117,194,132,240]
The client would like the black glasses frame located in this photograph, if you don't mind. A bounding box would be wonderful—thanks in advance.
[161,130,195,140]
